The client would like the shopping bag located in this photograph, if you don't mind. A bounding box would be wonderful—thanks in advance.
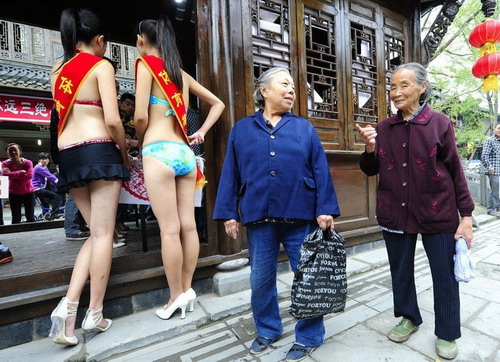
[289,227,347,319]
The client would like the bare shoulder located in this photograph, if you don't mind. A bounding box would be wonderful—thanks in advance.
[95,60,115,74]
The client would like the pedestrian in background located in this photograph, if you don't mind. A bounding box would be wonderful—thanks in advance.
[32,152,63,219]
[481,123,500,216]
[214,67,340,362]
[356,62,474,360]
[1,143,35,223]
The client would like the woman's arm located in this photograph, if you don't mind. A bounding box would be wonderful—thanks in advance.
[134,61,153,148]
[3,160,32,180]
[213,128,241,221]
[310,127,340,219]
[183,71,225,145]
[96,62,129,167]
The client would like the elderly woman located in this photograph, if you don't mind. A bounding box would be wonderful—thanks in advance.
[214,67,340,362]
[356,62,474,360]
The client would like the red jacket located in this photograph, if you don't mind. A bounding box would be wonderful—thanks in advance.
[1,158,35,195]
[360,104,474,234]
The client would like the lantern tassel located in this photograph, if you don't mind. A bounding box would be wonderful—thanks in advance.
[480,42,497,57]
[483,74,499,92]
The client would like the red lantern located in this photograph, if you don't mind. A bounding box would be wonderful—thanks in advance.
[469,19,500,50]
[469,19,500,92]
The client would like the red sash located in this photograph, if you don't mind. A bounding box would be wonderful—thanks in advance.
[53,52,105,136]
[136,55,206,189]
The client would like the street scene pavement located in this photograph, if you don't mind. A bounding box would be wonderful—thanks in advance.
[2,213,499,361]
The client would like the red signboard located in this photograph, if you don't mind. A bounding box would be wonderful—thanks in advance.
[0,94,52,125]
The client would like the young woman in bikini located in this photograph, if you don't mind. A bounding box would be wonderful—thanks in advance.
[48,8,130,345]
[134,16,224,320]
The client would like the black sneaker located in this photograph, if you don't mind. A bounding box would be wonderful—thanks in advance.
[0,246,13,264]
[66,231,90,241]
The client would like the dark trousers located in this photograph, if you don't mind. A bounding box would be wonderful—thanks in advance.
[64,194,86,236]
[9,192,35,223]
[383,231,460,340]
[35,189,62,214]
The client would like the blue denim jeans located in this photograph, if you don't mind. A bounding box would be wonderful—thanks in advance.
[246,221,325,347]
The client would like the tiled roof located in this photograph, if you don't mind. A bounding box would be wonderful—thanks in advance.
[0,62,51,90]
[0,61,135,95]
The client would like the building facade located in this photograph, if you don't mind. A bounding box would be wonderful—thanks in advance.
[0,0,459,344]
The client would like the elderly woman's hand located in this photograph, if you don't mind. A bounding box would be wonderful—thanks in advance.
[355,124,377,153]
[316,215,334,231]
[455,216,473,249]
[224,219,240,239]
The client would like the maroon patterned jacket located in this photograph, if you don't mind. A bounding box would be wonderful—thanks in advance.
[360,104,474,234]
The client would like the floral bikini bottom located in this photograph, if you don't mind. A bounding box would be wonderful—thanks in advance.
[142,141,196,176]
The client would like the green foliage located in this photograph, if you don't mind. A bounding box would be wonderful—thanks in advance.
[426,0,499,158]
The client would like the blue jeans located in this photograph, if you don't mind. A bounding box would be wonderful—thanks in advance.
[246,221,325,347]
[487,174,500,212]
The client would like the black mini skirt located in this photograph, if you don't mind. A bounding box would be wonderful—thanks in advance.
[57,142,130,193]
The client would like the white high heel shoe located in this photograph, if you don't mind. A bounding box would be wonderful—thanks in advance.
[156,293,189,320]
[49,297,79,346]
[185,288,196,312]
[81,307,112,342]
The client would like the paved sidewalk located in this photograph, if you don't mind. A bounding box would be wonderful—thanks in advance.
[2,216,499,362]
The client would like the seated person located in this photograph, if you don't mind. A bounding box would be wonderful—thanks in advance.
[32,152,63,219]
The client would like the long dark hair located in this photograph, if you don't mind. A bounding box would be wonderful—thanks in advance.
[59,8,108,66]
[137,16,183,90]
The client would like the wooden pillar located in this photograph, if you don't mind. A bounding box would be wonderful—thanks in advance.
[197,0,246,255]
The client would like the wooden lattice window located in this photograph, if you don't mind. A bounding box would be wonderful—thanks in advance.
[0,21,9,52]
[13,23,29,61]
[251,0,291,78]
[385,35,405,116]
[304,8,337,121]
[351,22,377,124]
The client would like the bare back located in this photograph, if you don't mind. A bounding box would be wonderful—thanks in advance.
[141,72,189,146]
[50,59,116,148]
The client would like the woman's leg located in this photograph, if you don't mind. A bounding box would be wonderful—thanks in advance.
[59,185,92,338]
[8,193,22,224]
[246,222,282,339]
[143,156,184,303]
[23,192,35,222]
[383,231,422,325]
[175,170,198,291]
[86,180,121,310]
[65,181,120,330]
[65,186,93,302]
[279,222,325,347]
[422,233,460,341]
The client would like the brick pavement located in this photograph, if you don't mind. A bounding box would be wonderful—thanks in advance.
[2,219,499,362]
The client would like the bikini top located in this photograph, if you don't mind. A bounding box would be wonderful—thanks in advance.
[149,95,174,117]
[74,100,103,107]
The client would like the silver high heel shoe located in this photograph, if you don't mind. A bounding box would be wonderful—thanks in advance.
[81,306,112,342]
[156,293,189,320]
[49,297,79,346]
[184,288,196,312]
